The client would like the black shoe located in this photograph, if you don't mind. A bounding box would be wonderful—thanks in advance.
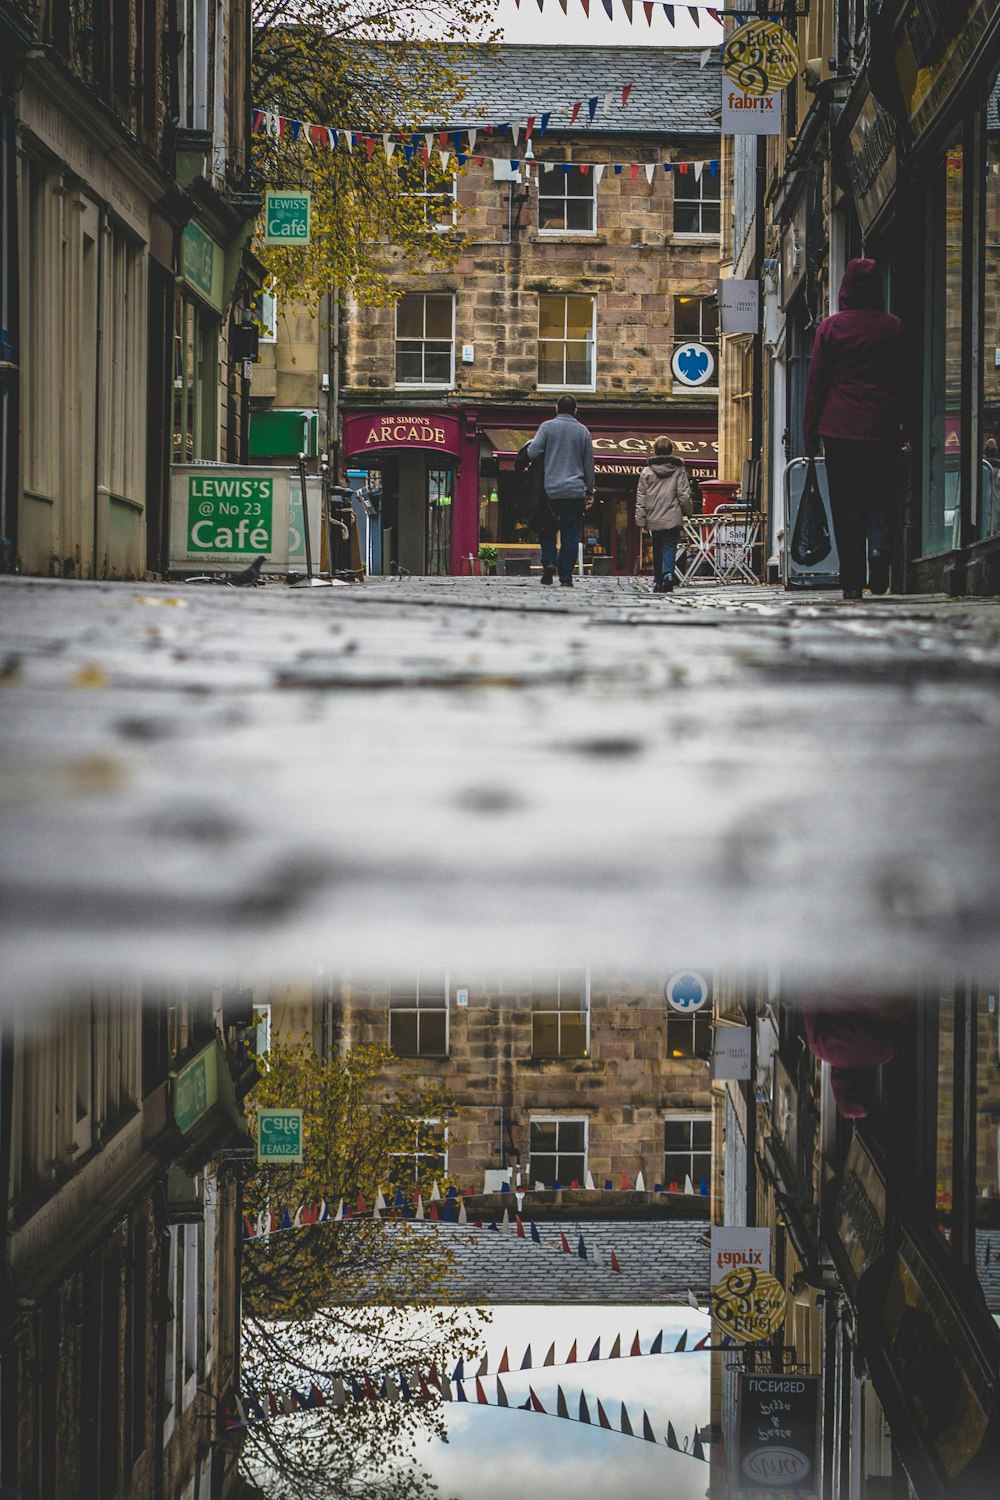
[842,587,863,600]
[652,579,665,593]
[662,577,675,593]
[559,577,573,587]
[540,564,556,585]
[868,554,889,595]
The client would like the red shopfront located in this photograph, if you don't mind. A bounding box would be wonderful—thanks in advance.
[480,414,719,574]
[342,409,479,575]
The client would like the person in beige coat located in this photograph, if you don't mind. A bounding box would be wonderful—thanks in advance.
[635,437,694,592]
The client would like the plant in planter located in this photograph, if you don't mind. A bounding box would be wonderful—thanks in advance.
[477,543,500,576]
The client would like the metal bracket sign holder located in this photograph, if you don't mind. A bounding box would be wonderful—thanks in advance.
[290,450,333,587]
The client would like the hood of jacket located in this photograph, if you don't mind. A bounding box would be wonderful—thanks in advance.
[648,457,685,475]
[838,258,885,311]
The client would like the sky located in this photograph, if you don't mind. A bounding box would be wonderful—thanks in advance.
[497,0,722,48]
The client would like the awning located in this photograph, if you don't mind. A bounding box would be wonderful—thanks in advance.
[482,426,718,476]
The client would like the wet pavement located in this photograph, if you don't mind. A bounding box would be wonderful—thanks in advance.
[2,573,1000,999]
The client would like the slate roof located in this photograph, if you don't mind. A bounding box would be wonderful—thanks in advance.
[403,1219,711,1306]
[359,44,722,137]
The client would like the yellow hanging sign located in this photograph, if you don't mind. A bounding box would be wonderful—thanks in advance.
[712,1265,787,1343]
[723,20,799,98]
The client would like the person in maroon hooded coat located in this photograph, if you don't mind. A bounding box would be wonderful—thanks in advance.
[803,259,907,600]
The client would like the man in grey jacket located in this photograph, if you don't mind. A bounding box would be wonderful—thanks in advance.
[525,395,595,587]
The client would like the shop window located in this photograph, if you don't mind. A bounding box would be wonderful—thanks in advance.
[538,293,595,389]
[925,142,963,555]
[538,164,596,234]
[389,1118,448,1188]
[395,293,455,387]
[389,973,449,1057]
[981,132,1000,539]
[529,1117,587,1188]
[401,164,457,231]
[666,1009,712,1059]
[531,970,589,1058]
[427,466,453,576]
[673,169,721,237]
[664,1116,711,1191]
[673,295,719,389]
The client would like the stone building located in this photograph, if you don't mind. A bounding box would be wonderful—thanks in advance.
[253,45,723,576]
[0,990,259,1500]
[266,970,715,1200]
[4,0,261,580]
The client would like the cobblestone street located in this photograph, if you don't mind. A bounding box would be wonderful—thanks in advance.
[3,574,1000,998]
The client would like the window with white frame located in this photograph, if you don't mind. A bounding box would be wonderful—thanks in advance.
[531,970,590,1058]
[401,164,457,230]
[666,1006,713,1059]
[538,163,596,233]
[388,973,449,1057]
[257,280,277,343]
[664,1115,711,1191]
[389,1118,448,1189]
[538,293,595,389]
[529,1117,587,1188]
[395,293,455,387]
[673,168,721,236]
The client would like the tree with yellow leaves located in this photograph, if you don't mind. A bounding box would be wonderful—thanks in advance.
[240,1040,486,1499]
[251,0,500,309]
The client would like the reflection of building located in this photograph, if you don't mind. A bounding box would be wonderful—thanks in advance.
[0,993,259,1499]
[710,983,1000,1500]
[336,46,722,575]
[266,971,715,1196]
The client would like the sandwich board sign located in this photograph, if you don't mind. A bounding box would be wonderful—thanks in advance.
[257,1108,304,1164]
[169,465,292,574]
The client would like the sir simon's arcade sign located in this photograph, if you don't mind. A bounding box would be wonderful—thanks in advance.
[344,411,461,458]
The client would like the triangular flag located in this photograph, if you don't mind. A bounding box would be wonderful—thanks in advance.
[601,0,613,16]
[372,1201,381,1221]
[398,1372,411,1401]
[609,1334,622,1359]
[587,97,599,122]
[687,1289,700,1310]
[621,1173,630,1190]
[557,1386,570,1418]
[707,6,721,19]
[630,163,641,182]
[415,1197,424,1220]
[597,1398,612,1429]
[502,1208,511,1231]
[643,1410,656,1442]
[430,1180,441,1201]
[498,1348,510,1373]
[674,1330,688,1352]
[516,1215,526,1238]
[570,101,582,125]
[693,1429,706,1461]
[333,1199,344,1222]
[688,4,700,24]
[594,163,606,184]
[630,1332,641,1356]
[468,129,477,151]
[475,1378,489,1404]
[566,1339,578,1364]
[644,163,656,185]
[694,161,704,182]
[622,83,633,107]
[362,1374,379,1402]
[452,1358,464,1383]
[330,1377,346,1406]
[636,1171,646,1191]
[620,1403,634,1437]
[428,1202,439,1221]
[580,1391,591,1423]
[510,123,520,146]
[699,48,711,68]
[455,1380,468,1403]
[560,1232,572,1253]
[588,1337,601,1361]
[521,1345,533,1369]
[603,90,615,114]
[384,1375,399,1401]
[497,1376,509,1407]
[650,1330,663,1353]
[693,1332,711,1351]
[577,1235,588,1261]
[585,1172,596,1190]
[581,0,590,14]
[530,1221,541,1244]
[477,1354,489,1377]
[666,1421,680,1450]
[643,0,654,22]
[543,1342,556,1367]
[529,1387,546,1413]
[611,1250,622,1273]
[663,3,675,22]
[458,1200,467,1224]
[383,134,395,161]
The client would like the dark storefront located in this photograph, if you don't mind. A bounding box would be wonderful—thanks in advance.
[342,403,718,576]
[863,1,1000,594]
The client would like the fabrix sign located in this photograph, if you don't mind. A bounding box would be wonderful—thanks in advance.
[710,1227,771,1286]
[723,85,781,136]
[738,1375,820,1494]
[257,1108,304,1164]
[169,466,292,573]
[264,191,311,244]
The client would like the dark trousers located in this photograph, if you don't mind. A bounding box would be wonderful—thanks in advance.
[651,526,681,586]
[823,438,898,594]
[537,498,582,584]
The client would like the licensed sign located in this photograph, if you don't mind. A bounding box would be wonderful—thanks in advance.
[738,1374,820,1493]
[264,191,312,244]
[257,1108,304,1163]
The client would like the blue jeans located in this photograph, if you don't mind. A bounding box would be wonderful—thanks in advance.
[538,504,582,584]
[651,526,681,585]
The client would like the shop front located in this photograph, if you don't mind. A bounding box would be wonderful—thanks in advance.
[871,0,1000,594]
[342,409,472,575]
[479,410,719,575]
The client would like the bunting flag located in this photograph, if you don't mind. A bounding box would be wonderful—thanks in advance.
[597,1397,613,1429]
[620,1403,634,1437]
[643,1410,657,1442]
[580,1391,591,1423]
[521,1345,533,1370]
[630,1332,642,1356]
[636,1171,646,1191]
[674,1330,688,1353]
[589,1338,601,1361]
[650,1330,663,1354]
[497,1376,509,1407]
[498,1347,510,1373]
[609,1334,622,1359]
[544,1343,556,1367]
[557,1385,570,1418]
[566,1339,578,1363]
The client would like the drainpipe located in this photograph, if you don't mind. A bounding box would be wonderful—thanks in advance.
[91,205,105,579]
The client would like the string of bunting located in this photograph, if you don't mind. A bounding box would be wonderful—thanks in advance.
[227,1367,710,1461]
[511,0,723,25]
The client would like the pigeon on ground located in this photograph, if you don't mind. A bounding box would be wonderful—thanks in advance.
[389,560,412,578]
[230,555,266,587]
